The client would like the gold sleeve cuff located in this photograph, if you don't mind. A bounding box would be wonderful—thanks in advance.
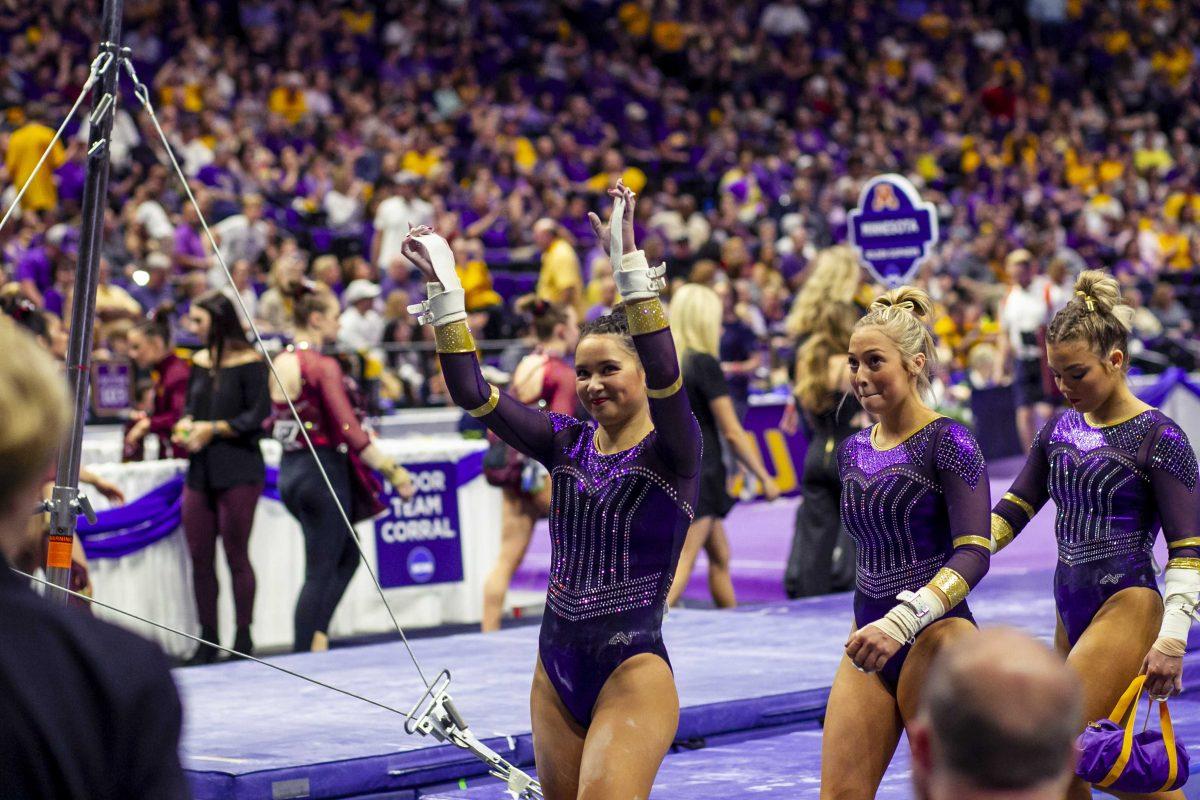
[929,567,970,609]
[435,321,476,354]
[625,297,669,335]
[991,514,1015,552]
[646,374,683,399]
[467,385,500,418]
[1166,557,1200,572]
[953,535,992,551]
[1168,537,1200,551]
[1002,491,1035,520]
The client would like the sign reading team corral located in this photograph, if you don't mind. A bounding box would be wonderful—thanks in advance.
[848,173,939,287]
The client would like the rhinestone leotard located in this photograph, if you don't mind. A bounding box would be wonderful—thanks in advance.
[440,318,701,726]
[838,417,992,690]
[994,409,1200,644]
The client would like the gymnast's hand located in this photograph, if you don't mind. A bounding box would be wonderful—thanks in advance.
[400,225,439,282]
[1141,647,1184,699]
[846,625,903,673]
[587,180,637,255]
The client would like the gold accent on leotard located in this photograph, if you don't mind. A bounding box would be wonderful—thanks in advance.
[1165,557,1200,572]
[434,321,476,353]
[625,298,669,335]
[467,385,500,418]
[646,374,683,399]
[991,514,1015,552]
[1168,537,1200,551]
[928,567,970,608]
[1002,491,1035,520]
[952,535,992,551]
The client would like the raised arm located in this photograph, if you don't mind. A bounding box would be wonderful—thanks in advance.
[403,230,560,465]
[990,415,1056,552]
[589,182,701,477]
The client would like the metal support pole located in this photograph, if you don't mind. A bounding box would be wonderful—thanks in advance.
[45,0,123,602]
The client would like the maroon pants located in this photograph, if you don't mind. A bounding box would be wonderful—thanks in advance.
[182,483,262,629]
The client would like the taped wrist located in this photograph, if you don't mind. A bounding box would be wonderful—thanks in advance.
[614,249,666,300]
[1157,561,1200,646]
[871,586,947,645]
[408,281,467,327]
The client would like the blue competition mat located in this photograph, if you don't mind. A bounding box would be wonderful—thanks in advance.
[178,567,1164,799]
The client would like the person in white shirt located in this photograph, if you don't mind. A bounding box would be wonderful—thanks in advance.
[338,279,385,352]
[372,172,434,272]
[211,194,272,285]
[997,249,1053,450]
[222,259,259,331]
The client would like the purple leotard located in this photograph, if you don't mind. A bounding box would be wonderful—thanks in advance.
[994,410,1200,645]
[838,417,991,691]
[440,308,701,726]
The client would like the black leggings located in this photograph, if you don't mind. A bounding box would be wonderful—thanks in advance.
[279,448,359,651]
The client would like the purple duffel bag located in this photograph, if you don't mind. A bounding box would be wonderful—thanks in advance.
[1076,674,1189,792]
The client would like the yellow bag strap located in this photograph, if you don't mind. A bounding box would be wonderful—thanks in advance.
[1097,676,1146,788]
[1157,699,1178,793]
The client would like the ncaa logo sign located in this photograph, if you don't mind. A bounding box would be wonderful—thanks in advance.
[407,547,436,583]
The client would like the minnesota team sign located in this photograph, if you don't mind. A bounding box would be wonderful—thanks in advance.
[848,174,939,287]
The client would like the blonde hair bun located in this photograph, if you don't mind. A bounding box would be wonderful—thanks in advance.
[869,286,933,319]
[1072,270,1134,332]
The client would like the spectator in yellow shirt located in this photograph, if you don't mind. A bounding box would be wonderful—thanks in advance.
[4,107,66,213]
[585,149,647,195]
[1158,217,1192,271]
[533,219,583,314]
[451,237,503,311]
[267,73,308,124]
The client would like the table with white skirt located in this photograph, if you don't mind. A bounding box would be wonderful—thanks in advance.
[80,437,496,659]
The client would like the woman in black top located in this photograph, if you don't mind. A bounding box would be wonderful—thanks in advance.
[666,284,779,608]
[173,291,270,663]
[783,302,864,598]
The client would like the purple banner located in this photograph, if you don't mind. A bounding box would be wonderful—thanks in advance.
[374,460,465,587]
[731,401,809,499]
[848,173,939,287]
[92,361,132,416]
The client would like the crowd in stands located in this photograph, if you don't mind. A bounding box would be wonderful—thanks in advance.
[3,0,1200,429]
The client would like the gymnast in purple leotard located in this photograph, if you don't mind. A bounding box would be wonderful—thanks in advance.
[403,182,700,800]
[992,271,1198,800]
[821,286,992,799]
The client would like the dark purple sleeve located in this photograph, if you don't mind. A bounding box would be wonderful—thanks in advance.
[629,301,702,478]
[935,421,991,590]
[440,349,559,465]
[991,415,1056,548]
[1147,420,1200,560]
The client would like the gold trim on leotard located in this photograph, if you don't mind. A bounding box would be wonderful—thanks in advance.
[625,298,669,335]
[1168,538,1200,551]
[1166,557,1200,572]
[929,567,970,608]
[1002,491,1035,520]
[646,374,682,399]
[952,535,992,551]
[467,385,500,418]
[991,514,1015,551]
[434,321,476,353]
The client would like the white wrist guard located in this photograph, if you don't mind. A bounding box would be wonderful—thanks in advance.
[1156,565,1200,646]
[614,249,667,301]
[870,587,947,645]
[407,281,467,326]
[405,232,467,325]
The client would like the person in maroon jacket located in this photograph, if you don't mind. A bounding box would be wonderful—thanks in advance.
[269,283,414,652]
[125,309,191,459]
